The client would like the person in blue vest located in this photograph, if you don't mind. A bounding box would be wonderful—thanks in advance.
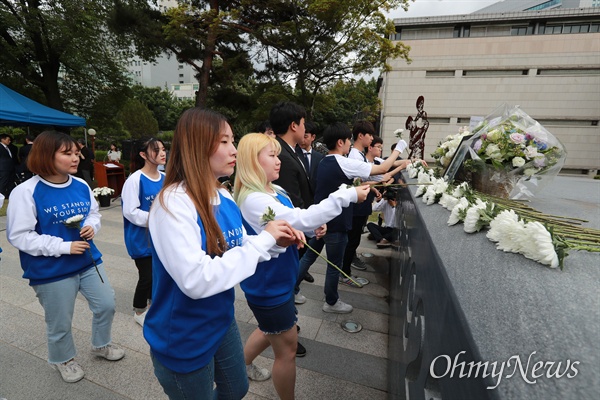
[121,138,166,327]
[300,123,414,313]
[233,133,369,399]
[6,130,124,384]
[145,108,298,400]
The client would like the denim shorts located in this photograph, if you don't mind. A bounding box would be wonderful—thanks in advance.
[248,296,297,335]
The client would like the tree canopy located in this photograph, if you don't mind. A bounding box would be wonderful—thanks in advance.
[0,0,131,113]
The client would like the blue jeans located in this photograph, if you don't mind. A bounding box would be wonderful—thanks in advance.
[33,265,116,364]
[295,236,324,295]
[152,320,249,400]
[322,232,348,305]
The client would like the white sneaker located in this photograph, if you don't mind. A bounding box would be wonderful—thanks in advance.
[55,359,84,383]
[134,309,147,326]
[294,293,307,304]
[246,363,271,381]
[91,344,125,361]
[322,299,353,314]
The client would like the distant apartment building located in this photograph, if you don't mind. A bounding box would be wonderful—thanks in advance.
[125,0,199,101]
[379,1,600,173]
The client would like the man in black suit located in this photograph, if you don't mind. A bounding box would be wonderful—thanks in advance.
[297,121,324,193]
[269,101,312,358]
[0,134,16,197]
[17,135,34,182]
[270,102,313,209]
[295,121,325,284]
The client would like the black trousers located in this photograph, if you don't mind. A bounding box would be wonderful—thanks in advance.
[133,256,153,311]
[342,215,369,275]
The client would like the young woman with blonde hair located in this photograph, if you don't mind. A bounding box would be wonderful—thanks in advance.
[233,133,369,399]
[144,109,299,400]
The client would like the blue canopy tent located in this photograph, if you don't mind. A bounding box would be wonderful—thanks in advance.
[0,83,86,127]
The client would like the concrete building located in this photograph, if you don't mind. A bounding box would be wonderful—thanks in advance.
[125,0,199,100]
[379,2,600,173]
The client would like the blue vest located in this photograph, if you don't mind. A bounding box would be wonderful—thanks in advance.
[144,192,244,374]
[19,178,102,285]
[123,172,165,259]
[240,192,299,307]
[314,156,353,232]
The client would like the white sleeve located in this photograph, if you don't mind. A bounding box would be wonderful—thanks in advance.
[83,184,102,234]
[241,187,358,234]
[148,188,279,299]
[121,171,148,227]
[336,155,373,180]
[7,180,72,257]
[372,198,385,212]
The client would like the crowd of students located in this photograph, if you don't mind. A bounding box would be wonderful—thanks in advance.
[4,101,422,399]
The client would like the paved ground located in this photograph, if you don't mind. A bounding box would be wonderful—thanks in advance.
[0,197,393,400]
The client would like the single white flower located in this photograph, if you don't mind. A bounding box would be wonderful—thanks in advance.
[463,206,482,233]
[487,210,526,253]
[512,156,526,168]
[447,197,469,226]
[65,215,84,224]
[415,184,427,197]
[524,145,539,159]
[439,193,459,211]
[523,168,536,177]
[417,171,431,184]
[521,221,559,268]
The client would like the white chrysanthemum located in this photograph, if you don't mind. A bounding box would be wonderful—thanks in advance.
[423,186,437,205]
[439,193,459,211]
[406,164,419,178]
[417,171,431,184]
[65,215,84,224]
[521,221,559,268]
[451,182,469,198]
[447,197,469,226]
[463,206,482,233]
[487,210,525,253]
[415,184,427,197]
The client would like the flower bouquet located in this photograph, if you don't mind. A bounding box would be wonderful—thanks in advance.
[92,187,115,207]
[434,104,567,199]
[431,126,472,168]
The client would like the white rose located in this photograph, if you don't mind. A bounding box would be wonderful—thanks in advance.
[512,157,525,168]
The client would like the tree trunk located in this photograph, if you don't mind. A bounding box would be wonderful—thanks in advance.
[195,0,219,108]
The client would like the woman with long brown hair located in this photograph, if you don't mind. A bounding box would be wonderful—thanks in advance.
[144,108,299,399]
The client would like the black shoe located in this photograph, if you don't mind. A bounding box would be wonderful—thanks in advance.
[304,272,314,283]
[296,341,306,357]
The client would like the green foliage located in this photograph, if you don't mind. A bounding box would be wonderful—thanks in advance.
[0,0,132,114]
[117,99,159,139]
[239,0,411,115]
[131,85,190,131]
[313,78,381,128]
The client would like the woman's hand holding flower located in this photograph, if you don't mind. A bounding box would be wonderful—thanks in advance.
[70,241,90,255]
[79,225,95,241]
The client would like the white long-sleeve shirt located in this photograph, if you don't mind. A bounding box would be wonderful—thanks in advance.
[148,184,285,299]
[239,185,358,236]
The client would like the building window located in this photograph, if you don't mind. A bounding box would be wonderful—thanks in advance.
[511,26,528,36]
[453,25,471,38]
[537,68,600,76]
[193,84,199,90]
[463,69,528,77]
[179,74,184,78]
[392,25,401,40]
[179,81,184,84]
[525,0,562,11]
[542,25,563,34]
[174,85,180,90]
[426,70,455,77]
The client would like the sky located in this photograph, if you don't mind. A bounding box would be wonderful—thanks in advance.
[388,0,501,19]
